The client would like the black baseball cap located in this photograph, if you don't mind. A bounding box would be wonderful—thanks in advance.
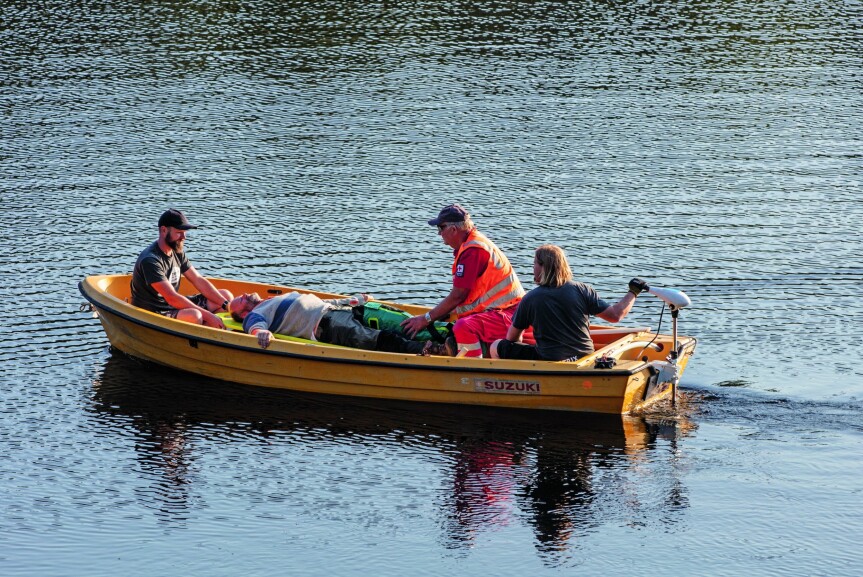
[158,209,198,230]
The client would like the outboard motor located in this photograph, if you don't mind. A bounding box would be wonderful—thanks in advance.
[645,286,691,407]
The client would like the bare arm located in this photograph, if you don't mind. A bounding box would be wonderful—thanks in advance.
[322,293,372,307]
[401,286,470,338]
[596,291,636,324]
[505,324,525,342]
[151,279,206,311]
[151,276,226,329]
[184,266,227,306]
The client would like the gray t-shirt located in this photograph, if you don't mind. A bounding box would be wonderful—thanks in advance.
[130,241,191,313]
[511,281,610,360]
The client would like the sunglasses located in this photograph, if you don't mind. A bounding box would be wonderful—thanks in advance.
[437,224,451,232]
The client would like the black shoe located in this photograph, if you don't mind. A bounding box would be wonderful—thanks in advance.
[422,339,454,357]
[443,335,457,357]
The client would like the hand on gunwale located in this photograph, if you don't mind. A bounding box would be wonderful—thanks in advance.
[253,329,273,348]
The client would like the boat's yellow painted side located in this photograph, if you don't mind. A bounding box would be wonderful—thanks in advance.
[80,274,696,414]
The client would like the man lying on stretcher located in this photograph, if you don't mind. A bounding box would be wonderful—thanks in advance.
[228,292,456,356]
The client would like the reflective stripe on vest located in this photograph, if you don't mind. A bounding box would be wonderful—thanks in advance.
[452,230,524,318]
[459,341,483,352]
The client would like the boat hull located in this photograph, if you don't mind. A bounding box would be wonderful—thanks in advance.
[80,275,697,414]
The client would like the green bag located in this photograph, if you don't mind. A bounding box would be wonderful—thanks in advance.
[361,301,451,342]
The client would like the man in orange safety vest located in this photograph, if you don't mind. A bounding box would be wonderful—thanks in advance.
[401,204,533,357]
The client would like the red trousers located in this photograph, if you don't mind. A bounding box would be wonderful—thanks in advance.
[452,306,534,358]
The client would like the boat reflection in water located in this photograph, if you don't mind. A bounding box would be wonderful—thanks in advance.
[90,352,695,558]
[438,406,693,556]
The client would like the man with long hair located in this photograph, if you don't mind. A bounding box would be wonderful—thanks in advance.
[490,244,648,361]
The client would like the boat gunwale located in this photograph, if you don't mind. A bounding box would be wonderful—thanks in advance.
[79,279,668,377]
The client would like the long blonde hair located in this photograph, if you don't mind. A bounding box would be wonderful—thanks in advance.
[535,244,573,288]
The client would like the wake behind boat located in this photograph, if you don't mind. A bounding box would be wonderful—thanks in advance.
[79,274,697,414]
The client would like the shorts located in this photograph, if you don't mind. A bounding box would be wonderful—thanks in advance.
[161,294,210,318]
[495,340,543,361]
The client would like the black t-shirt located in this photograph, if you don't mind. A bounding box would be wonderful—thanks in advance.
[511,281,609,360]
[130,241,191,313]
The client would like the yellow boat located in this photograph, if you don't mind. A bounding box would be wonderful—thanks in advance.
[79,274,697,414]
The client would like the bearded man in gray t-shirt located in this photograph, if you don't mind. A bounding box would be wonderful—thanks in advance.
[130,209,233,329]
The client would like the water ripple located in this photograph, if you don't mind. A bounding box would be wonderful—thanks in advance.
[2,0,862,574]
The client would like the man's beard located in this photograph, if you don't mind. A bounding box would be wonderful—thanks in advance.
[167,238,185,253]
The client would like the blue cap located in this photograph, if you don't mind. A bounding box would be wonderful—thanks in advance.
[428,204,468,226]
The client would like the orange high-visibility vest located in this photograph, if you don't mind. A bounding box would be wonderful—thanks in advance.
[452,229,525,318]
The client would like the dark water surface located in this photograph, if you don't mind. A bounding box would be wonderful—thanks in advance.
[2,1,862,575]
